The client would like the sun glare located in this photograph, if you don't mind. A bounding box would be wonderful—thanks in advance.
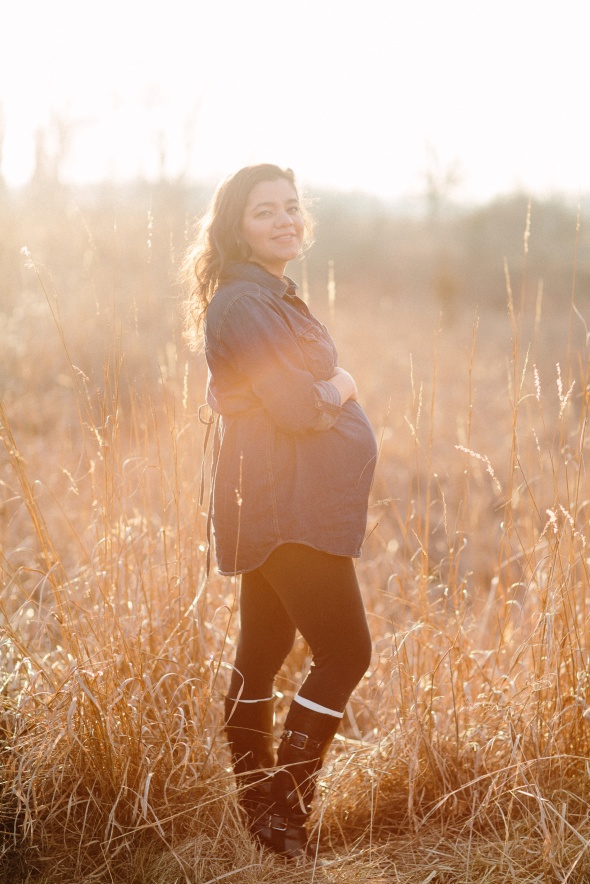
[2,0,590,200]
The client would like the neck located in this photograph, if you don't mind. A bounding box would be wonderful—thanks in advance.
[249,259,287,279]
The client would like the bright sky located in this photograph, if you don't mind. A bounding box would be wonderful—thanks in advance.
[2,0,590,203]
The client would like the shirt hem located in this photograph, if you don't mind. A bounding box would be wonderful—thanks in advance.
[215,540,362,576]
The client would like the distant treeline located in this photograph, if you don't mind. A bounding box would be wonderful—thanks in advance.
[305,189,590,316]
[1,177,588,326]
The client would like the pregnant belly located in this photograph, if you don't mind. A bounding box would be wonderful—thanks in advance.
[334,400,378,464]
[272,400,377,507]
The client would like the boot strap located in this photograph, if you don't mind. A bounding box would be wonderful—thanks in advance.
[254,812,307,860]
[259,809,307,831]
[269,812,288,832]
[281,729,322,752]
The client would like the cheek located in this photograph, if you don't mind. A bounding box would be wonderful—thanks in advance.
[240,222,261,247]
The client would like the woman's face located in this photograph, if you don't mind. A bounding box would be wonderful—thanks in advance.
[239,177,304,277]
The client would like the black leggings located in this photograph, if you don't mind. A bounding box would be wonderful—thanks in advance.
[228,543,372,714]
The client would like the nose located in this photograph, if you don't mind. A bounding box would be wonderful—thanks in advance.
[275,210,293,228]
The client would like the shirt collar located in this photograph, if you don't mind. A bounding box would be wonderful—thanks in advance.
[223,261,299,300]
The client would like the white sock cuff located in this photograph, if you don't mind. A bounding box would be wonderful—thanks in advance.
[226,696,274,704]
[293,694,344,719]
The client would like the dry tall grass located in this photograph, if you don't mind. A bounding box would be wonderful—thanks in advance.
[1,187,590,882]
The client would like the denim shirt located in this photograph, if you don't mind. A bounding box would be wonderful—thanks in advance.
[204,261,378,574]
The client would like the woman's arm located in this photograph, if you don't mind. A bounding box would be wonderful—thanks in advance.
[208,291,350,433]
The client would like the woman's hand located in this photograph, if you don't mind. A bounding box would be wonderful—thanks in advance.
[329,366,358,404]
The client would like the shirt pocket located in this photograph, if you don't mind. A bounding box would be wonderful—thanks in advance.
[296,322,337,379]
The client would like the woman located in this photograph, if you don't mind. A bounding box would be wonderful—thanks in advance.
[183,164,377,859]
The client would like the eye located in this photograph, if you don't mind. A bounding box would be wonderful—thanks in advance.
[288,205,301,214]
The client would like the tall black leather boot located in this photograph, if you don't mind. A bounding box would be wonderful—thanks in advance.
[256,700,341,860]
[224,696,275,834]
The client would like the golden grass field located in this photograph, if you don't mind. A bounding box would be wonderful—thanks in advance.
[1,184,590,882]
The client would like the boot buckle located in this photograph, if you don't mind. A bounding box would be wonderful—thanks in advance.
[269,813,288,832]
[282,729,320,751]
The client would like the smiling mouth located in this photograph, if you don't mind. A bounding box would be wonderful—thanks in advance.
[272,233,298,242]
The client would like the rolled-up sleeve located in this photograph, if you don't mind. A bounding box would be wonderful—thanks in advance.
[313,380,342,430]
[210,291,342,433]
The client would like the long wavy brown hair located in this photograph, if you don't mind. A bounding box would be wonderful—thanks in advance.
[180,164,312,349]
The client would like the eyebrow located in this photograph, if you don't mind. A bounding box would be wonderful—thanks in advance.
[250,198,299,211]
